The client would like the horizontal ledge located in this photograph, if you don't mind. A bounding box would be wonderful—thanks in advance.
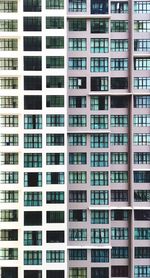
[67,245,112,249]
[67,15,111,19]
[67,130,111,134]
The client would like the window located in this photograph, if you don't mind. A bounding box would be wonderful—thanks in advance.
[46,153,64,165]
[24,17,41,31]
[0,20,17,31]
[0,58,18,70]
[46,17,64,29]
[69,268,87,278]
[91,38,108,53]
[90,115,108,129]
[24,56,41,71]
[46,96,64,107]
[111,115,128,127]
[91,268,109,278]
[24,96,42,110]
[138,188,149,204]
[24,192,42,206]
[24,76,42,90]
[91,77,108,91]
[0,210,18,222]
[25,270,42,278]
[134,77,150,89]
[0,172,18,184]
[24,154,42,168]
[134,39,150,51]
[46,172,64,184]
[111,210,129,221]
[91,153,108,167]
[111,247,128,258]
[0,153,18,165]
[111,190,128,202]
[69,191,87,202]
[24,115,42,129]
[135,247,150,258]
[46,251,64,263]
[111,39,128,51]
[0,1,17,13]
[91,190,109,205]
[46,0,64,9]
[91,58,108,72]
[134,96,150,108]
[46,56,64,68]
[69,249,87,261]
[69,210,87,222]
[69,96,86,108]
[111,171,128,183]
[24,211,42,226]
[46,211,64,223]
[47,270,64,278]
[91,0,108,14]
[111,2,128,13]
[91,171,108,186]
[91,250,109,262]
[134,266,150,278]
[24,36,41,51]
[0,248,18,260]
[134,20,150,32]
[69,58,86,70]
[134,58,150,70]
[0,77,18,89]
[111,153,128,164]
[24,134,42,148]
[0,38,17,51]
[134,228,150,240]
[134,171,150,183]
[111,266,128,277]
[24,231,42,245]
[0,96,18,108]
[0,134,18,146]
[46,37,64,49]
[24,251,42,265]
[47,231,64,243]
[46,76,64,88]
[68,134,86,146]
[111,134,128,145]
[69,38,86,51]
[134,115,150,126]
[0,230,18,241]
[111,21,128,32]
[111,77,128,89]
[69,171,86,184]
[69,19,86,31]
[69,115,86,127]
[90,96,108,110]
[134,210,150,221]
[46,192,64,204]
[91,229,109,243]
[69,0,86,12]
[69,229,87,241]
[69,153,86,164]
[0,191,18,202]
[0,115,18,127]
[24,0,41,11]
[46,134,64,146]
[111,228,128,240]
[134,2,150,13]
[111,58,128,71]
[69,77,86,89]
[24,172,42,187]
[46,115,64,127]
[134,133,150,145]
[91,134,108,148]
[91,210,109,224]
[111,96,128,108]
[134,152,150,164]
[91,19,109,33]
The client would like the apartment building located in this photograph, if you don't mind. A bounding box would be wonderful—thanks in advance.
[0,0,149,278]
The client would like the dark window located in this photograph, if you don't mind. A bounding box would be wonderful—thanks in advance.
[24,211,42,226]
[91,250,109,262]
[111,78,128,89]
[111,210,129,220]
[24,0,41,12]
[46,211,64,223]
[46,37,64,48]
[46,270,64,278]
[24,271,42,278]
[91,19,109,33]
[69,19,86,31]
[46,17,64,29]
[1,267,18,278]
[46,76,64,88]
[69,249,87,260]
[24,95,42,110]
[111,96,128,108]
[46,56,64,68]
[24,172,42,187]
[24,57,42,71]
[135,247,150,258]
[134,171,150,183]
[134,210,150,220]
[69,210,87,222]
[0,230,18,241]
[91,77,108,91]
[24,17,41,31]
[46,96,64,107]
[24,36,41,51]
[91,0,108,14]
[46,231,64,243]
[111,266,128,277]
[24,76,42,90]
[91,268,109,278]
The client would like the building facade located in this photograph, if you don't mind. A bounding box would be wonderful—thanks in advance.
[0,0,150,278]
